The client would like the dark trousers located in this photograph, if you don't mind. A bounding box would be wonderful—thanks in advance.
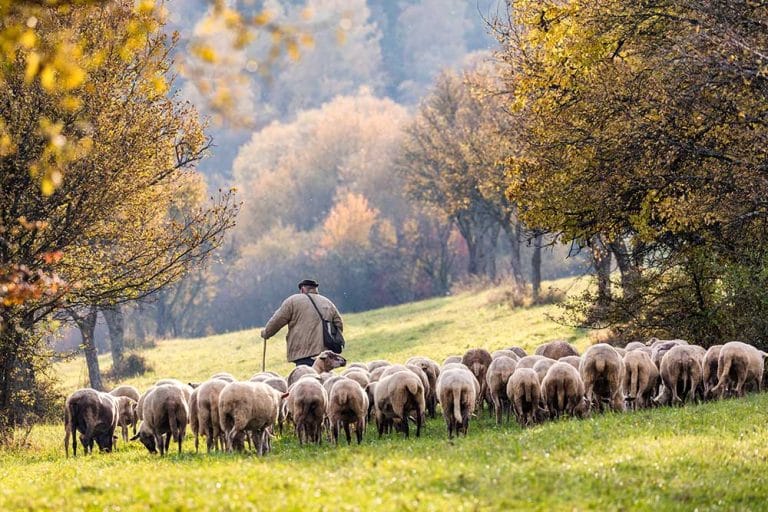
[294,356,315,367]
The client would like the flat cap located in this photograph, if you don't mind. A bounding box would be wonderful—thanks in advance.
[297,279,319,289]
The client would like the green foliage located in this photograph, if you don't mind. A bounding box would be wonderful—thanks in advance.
[498,0,768,344]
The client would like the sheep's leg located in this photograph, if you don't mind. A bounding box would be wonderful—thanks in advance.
[331,420,339,445]
[343,422,352,445]
[355,420,364,444]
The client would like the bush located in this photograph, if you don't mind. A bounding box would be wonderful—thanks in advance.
[108,353,152,379]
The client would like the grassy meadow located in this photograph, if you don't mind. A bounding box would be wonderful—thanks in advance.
[3,278,768,511]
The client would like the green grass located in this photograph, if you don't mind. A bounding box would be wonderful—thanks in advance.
[6,278,768,511]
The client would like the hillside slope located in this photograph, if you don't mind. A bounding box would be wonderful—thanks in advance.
[58,278,588,392]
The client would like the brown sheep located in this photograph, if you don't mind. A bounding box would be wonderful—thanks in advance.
[132,385,188,456]
[624,341,647,352]
[491,349,520,361]
[559,356,581,371]
[657,345,704,405]
[702,345,723,398]
[286,377,328,445]
[369,366,389,383]
[367,360,391,372]
[622,350,659,410]
[64,389,119,457]
[507,368,543,427]
[109,385,141,402]
[109,385,140,437]
[711,341,767,399]
[533,358,557,384]
[541,362,587,419]
[515,355,551,370]
[461,348,493,413]
[485,356,517,424]
[535,340,580,360]
[347,362,370,372]
[328,378,368,445]
[374,370,425,438]
[436,366,477,438]
[580,343,625,412]
[405,356,441,418]
[194,379,228,452]
[649,339,688,369]
[312,351,347,373]
[442,355,462,366]
[113,396,138,443]
[218,381,280,455]
[341,370,370,390]
[506,346,528,358]
[286,366,318,387]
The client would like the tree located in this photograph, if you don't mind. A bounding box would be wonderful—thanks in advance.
[497,0,768,344]
[0,1,236,431]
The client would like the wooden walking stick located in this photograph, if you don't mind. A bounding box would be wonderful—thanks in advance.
[261,335,267,372]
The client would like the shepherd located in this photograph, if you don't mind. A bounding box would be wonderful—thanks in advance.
[260,279,344,367]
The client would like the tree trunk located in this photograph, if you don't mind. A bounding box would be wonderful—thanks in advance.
[591,235,612,305]
[102,304,125,371]
[502,219,525,287]
[608,238,641,300]
[532,231,543,302]
[76,307,103,391]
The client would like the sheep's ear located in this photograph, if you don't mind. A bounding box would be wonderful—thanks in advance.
[281,392,290,399]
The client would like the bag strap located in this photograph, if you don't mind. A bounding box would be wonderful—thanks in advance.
[306,293,326,323]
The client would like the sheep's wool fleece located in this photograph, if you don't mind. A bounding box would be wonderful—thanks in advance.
[262,292,344,362]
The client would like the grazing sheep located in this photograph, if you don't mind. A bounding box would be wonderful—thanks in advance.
[657,345,704,405]
[286,377,328,445]
[436,366,477,438]
[109,385,141,403]
[364,381,377,421]
[374,370,426,438]
[211,372,237,382]
[442,355,462,366]
[702,345,723,398]
[516,355,551,370]
[287,366,318,387]
[506,346,528,358]
[711,341,767,399]
[132,385,188,456]
[649,339,688,368]
[194,379,229,452]
[535,340,580,360]
[541,362,588,419]
[154,379,193,404]
[341,370,370,390]
[580,343,625,412]
[323,375,346,397]
[624,341,646,352]
[64,389,119,457]
[622,350,659,410]
[485,356,517,424]
[218,381,280,455]
[136,386,155,421]
[508,368,543,427]
[559,356,581,371]
[263,377,288,394]
[492,349,520,361]
[533,358,557,384]
[347,362,370,372]
[405,356,441,419]
[461,349,493,413]
[367,360,391,372]
[369,366,389,383]
[328,378,368,445]
[188,387,199,450]
[111,395,138,441]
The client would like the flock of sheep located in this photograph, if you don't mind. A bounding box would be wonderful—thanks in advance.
[63,338,768,457]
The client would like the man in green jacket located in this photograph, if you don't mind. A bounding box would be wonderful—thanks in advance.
[260,279,344,366]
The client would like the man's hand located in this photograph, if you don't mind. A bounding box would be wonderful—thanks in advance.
[260,329,267,339]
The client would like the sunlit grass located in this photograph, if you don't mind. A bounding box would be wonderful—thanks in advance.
[10,277,767,510]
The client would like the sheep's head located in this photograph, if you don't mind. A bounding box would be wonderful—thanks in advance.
[316,351,346,371]
[131,430,158,454]
[95,432,115,453]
